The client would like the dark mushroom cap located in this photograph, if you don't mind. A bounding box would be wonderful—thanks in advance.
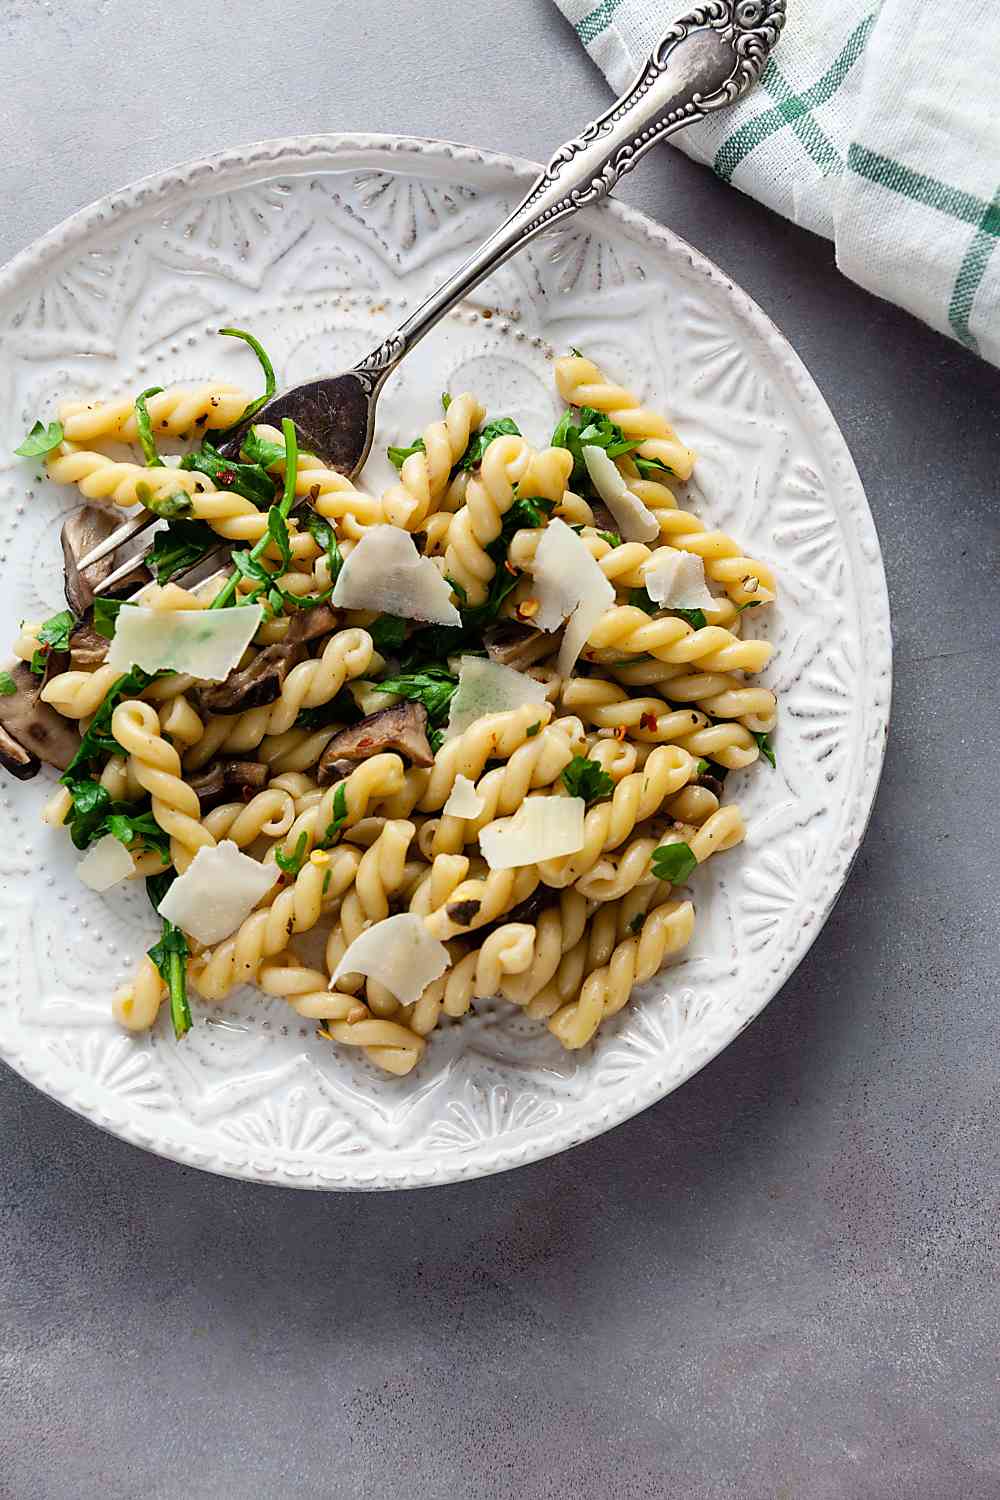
[61,506,149,615]
[69,620,110,669]
[0,661,80,777]
[317,701,433,782]
[195,640,307,715]
[188,758,269,810]
[483,621,556,672]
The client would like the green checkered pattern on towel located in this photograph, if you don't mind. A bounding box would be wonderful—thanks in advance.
[553,0,1000,365]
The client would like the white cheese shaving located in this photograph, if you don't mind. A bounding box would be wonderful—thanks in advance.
[642,548,716,611]
[156,840,279,946]
[582,445,659,543]
[107,603,263,681]
[77,833,135,892]
[529,518,614,675]
[443,774,485,819]
[328,913,450,1004]
[445,656,548,740]
[331,525,460,625]
[478,796,585,870]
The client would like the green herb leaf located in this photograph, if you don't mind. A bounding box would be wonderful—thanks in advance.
[0,671,16,696]
[694,758,711,779]
[266,506,292,571]
[179,442,276,509]
[753,731,776,768]
[575,407,640,460]
[319,782,348,848]
[147,917,192,1040]
[455,417,521,473]
[303,511,343,588]
[29,608,77,671]
[240,426,286,468]
[135,481,193,520]
[597,530,622,548]
[506,495,555,531]
[61,666,156,779]
[275,830,309,876]
[104,810,169,861]
[428,726,445,755]
[628,587,659,616]
[441,393,452,411]
[628,913,644,934]
[375,667,458,727]
[216,328,277,437]
[651,841,698,884]
[146,518,218,584]
[294,688,362,731]
[93,597,126,640]
[387,437,426,470]
[134,386,165,467]
[672,607,707,630]
[735,599,762,614]
[560,755,614,805]
[369,615,407,654]
[632,456,676,481]
[15,419,64,457]
[525,721,542,738]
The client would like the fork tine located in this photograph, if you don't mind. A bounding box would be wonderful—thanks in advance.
[76,508,157,573]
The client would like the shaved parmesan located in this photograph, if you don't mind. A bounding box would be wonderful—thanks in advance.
[107,603,262,681]
[77,833,135,892]
[443,774,485,819]
[328,913,449,1004]
[529,518,614,675]
[582,445,659,543]
[331,525,460,625]
[445,656,547,740]
[479,795,585,870]
[643,548,716,611]
[157,840,279,946]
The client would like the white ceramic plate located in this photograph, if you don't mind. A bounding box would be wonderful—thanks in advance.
[0,135,891,1189]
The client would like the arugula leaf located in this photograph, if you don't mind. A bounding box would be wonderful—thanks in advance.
[550,409,587,487]
[266,506,292,571]
[105,810,170,862]
[454,417,520,473]
[694,758,711,779]
[0,671,16,696]
[146,518,218,584]
[147,917,192,1039]
[294,688,362,732]
[506,495,555,530]
[560,755,614,805]
[93,597,126,640]
[15,419,64,457]
[735,599,762,614]
[672,607,707,630]
[136,483,193,520]
[240,426,286,468]
[65,779,113,850]
[374,667,457,726]
[575,406,639,460]
[211,418,299,613]
[275,830,309,876]
[441,393,452,411]
[215,327,277,438]
[61,666,156,779]
[632,456,676,481]
[597,530,622,548]
[369,614,407,654]
[628,587,659,616]
[753,731,776,768]
[387,437,426,470]
[30,609,77,673]
[651,841,698,884]
[179,442,276,509]
[61,777,169,862]
[134,386,165,467]
[525,721,542,738]
[319,782,349,848]
[303,511,343,588]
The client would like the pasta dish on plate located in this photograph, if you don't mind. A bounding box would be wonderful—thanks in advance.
[1,330,776,1078]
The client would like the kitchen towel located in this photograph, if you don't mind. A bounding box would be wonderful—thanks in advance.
[554,0,1000,365]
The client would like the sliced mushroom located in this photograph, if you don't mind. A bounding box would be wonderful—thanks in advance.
[188,758,269,809]
[316,756,355,787]
[195,640,307,715]
[69,620,110,669]
[483,621,557,672]
[285,603,339,645]
[0,661,80,777]
[61,506,150,615]
[317,701,433,782]
[588,499,619,535]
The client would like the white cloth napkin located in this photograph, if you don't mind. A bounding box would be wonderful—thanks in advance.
[554,0,1000,365]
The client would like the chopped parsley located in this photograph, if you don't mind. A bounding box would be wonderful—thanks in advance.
[753,731,776,768]
[627,587,658,616]
[369,614,407,655]
[560,755,614,805]
[374,667,458,726]
[0,671,16,696]
[15,419,64,457]
[651,841,697,884]
[29,609,77,674]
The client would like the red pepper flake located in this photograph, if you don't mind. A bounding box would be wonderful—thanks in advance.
[218,468,236,487]
[614,725,627,740]
[640,712,658,732]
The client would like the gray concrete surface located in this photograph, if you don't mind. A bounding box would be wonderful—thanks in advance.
[2,3,999,1497]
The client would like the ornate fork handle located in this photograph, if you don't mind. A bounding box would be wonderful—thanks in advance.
[355,0,785,389]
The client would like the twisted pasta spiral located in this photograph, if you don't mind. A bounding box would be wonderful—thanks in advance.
[621,475,777,605]
[113,956,167,1033]
[111,700,215,873]
[554,354,695,479]
[201,789,296,847]
[585,605,772,674]
[249,424,383,534]
[537,744,696,887]
[381,393,486,530]
[323,821,418,986]
[497,890,590,1007]
[41,663,121,718]
[58,383,251,443]
[423,864,540,942]
[268,754,408,870]
[255,955,425,1075]
[443,433,531,605]
[259,627,374,736]
[548,899,695,1048]
[607,657,777,734]
[561,679,758,770]
[47,445,216,510]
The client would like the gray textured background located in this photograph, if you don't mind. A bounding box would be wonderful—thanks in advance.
[2,3,998,1497]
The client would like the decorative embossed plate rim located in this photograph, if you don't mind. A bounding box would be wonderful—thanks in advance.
[0,134,891,1189]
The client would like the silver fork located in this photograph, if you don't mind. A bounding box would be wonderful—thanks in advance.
[81,0,785,593]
